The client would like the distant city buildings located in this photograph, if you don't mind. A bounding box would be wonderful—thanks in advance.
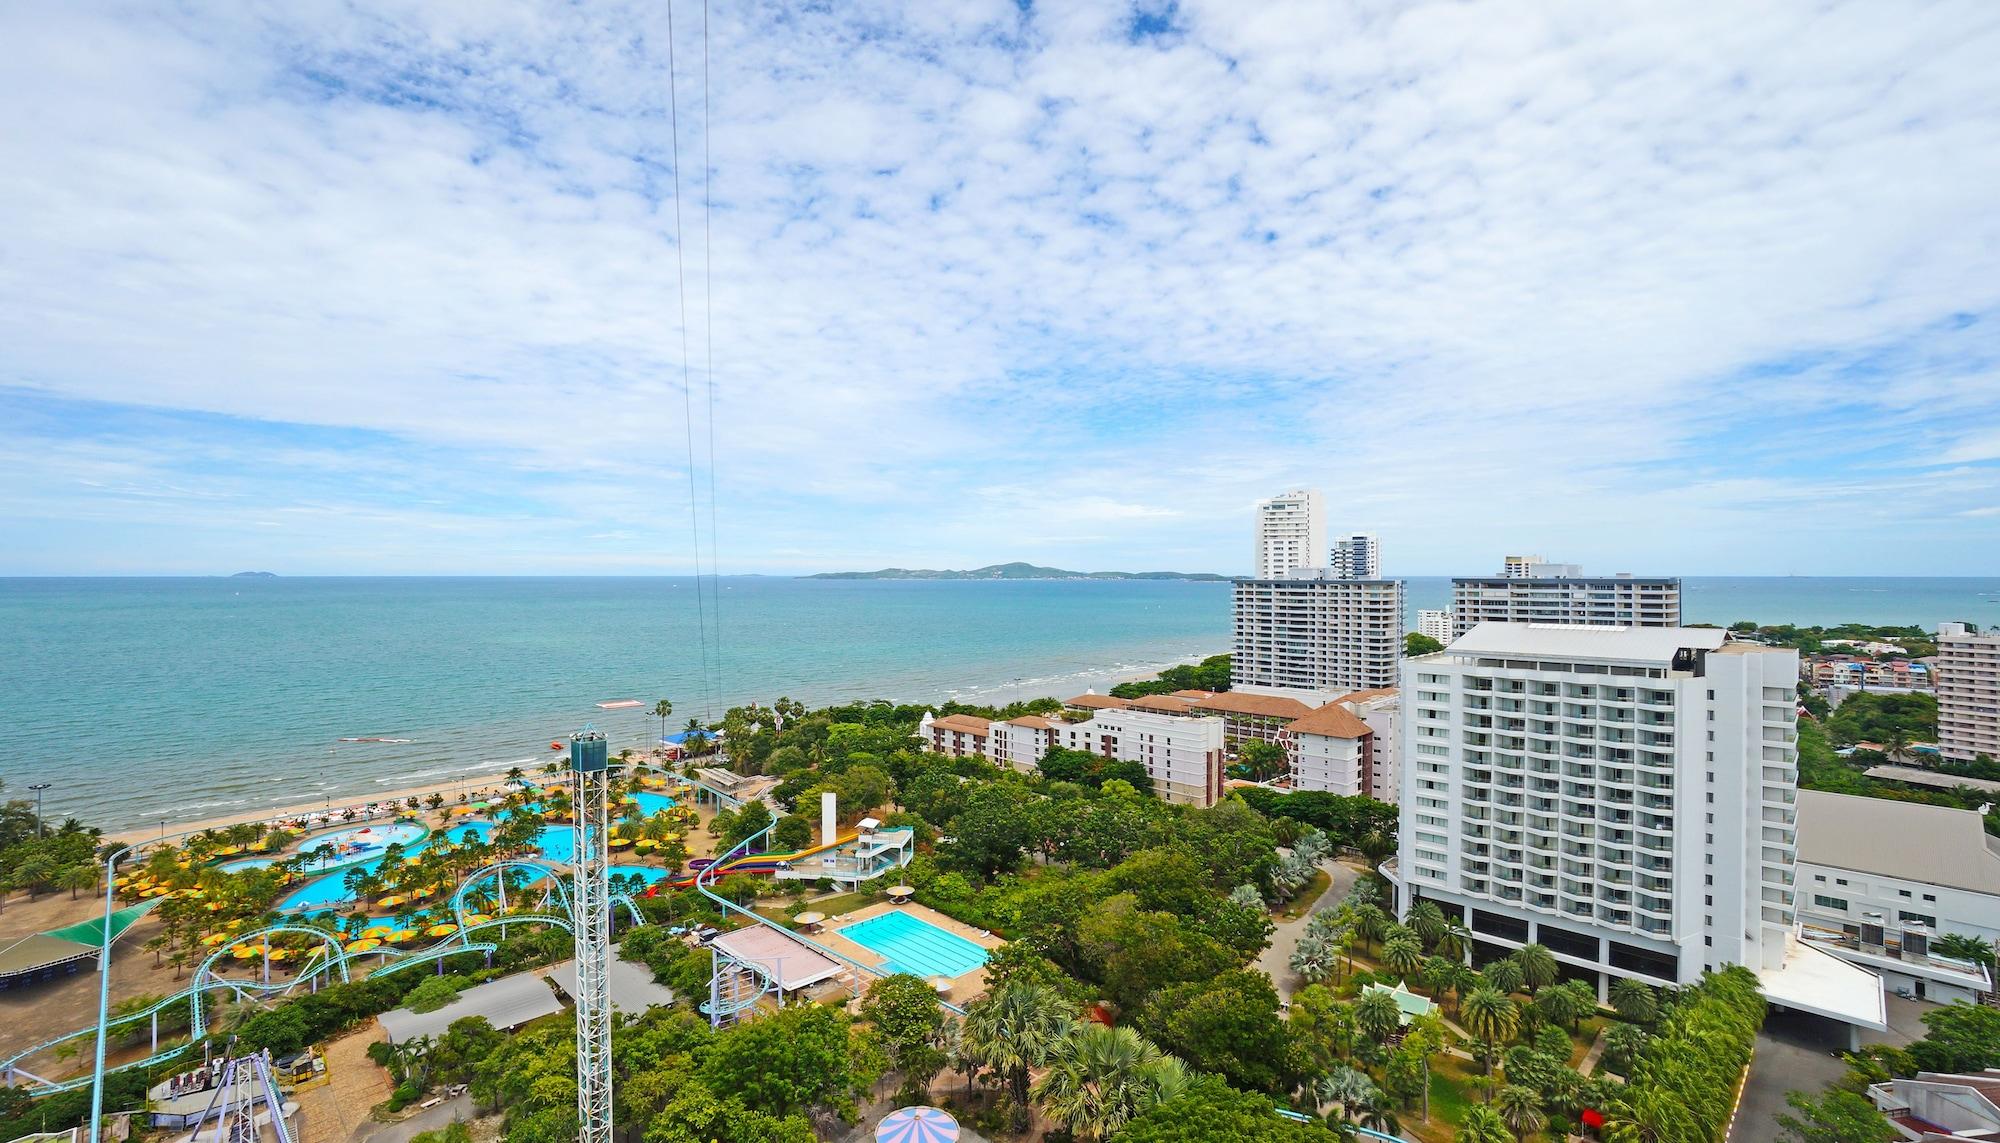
[1254,490,1326,579]
[1937,622,2000,764]
[1417,609,1452,644]
[1331,533,1381,579]
[1451,560,1679,637]
[1803,654,1934,692]
[1390,623,1881,1036]
[1794,790,1998,1005]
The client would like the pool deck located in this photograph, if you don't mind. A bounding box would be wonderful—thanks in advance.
[813,901,1002,1007]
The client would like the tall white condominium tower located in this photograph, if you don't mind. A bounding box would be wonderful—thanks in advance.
[1418,609,1452,644]
[1331,533,1381,579]
[1232,569,1404,700]
[1937,622,2000,763]
[1255,489,1326,579]
[1452,563,1679,637]
[1394,625,1802,995]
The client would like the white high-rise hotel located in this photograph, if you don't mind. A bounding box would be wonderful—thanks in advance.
[1394,624,1812,995]
[1254,490,1327,579]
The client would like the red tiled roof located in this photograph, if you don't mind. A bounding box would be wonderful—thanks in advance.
[1065,694,1132,709]
[1286,702,1371,739]
[1006,715,1054,730]
[1128,695,1194,714]
[1333,687,1398,704]
[932,714,991,733]
[1186,692,1315,719]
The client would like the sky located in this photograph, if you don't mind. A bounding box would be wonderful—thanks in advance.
[2,1,1998,577]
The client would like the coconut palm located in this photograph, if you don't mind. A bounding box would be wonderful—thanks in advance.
[1602,1084,1704,1143]
[1305,907,1346,941]
[1444,962,1478,1016]
[1355,988,1402,1046]
[1515,943,1558,995]
[1603,1021,1650,1075]
[1534,981,1585,1032]
[1383,934,1425,980]
[963,980,1075,1110]
[1493,1085,1544,1142]
[1435,920,1471,963]
[1460,987,1519,1076]
[1458,1104,1514,1143]
[1418,955,1456,999]
[1032,1023,1189,1141]
[1610,977,1658,1025]
[1407,900,1447,948]
[651,699,674,744]
[1350,904,1389,956]
[58,864,97,900]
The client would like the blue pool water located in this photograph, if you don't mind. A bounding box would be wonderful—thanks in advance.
[628,792,676,816]
[220,857,279,872]
[610,865,673,887]
[277,817,652,912]
[837,911,990,978]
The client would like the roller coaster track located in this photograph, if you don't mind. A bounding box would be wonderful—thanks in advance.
[6,866,642,1094]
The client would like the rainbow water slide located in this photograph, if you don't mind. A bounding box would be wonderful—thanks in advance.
[665,832,857,888]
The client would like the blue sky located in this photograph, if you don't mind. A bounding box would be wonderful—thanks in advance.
[2,1,1998,576]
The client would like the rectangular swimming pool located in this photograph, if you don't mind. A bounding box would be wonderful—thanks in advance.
[836,911,990,978]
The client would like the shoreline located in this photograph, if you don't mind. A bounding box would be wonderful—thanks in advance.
[106,651,1223,847]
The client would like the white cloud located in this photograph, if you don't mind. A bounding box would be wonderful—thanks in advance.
[0,0,1997,574]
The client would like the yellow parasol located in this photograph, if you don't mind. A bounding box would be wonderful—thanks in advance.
[113,875,130,886]
[202,933,231,946]
[230,945,260,959]
[389,929,420,944]
[268,949,292,961]
[344,938,382,954]
[634,839,656,850]
[361,925,395,939]
[204,901,224,912]
[608,837,631,848]
[378,895,407,907]
[426,923,458,937]
[464,913,492,925]
[217,846,242,856]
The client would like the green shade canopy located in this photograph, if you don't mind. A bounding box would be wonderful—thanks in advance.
[43,901,158,948]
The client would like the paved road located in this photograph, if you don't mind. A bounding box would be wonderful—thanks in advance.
[1730,995,1928,1143]
[1256,859,1361,1001]
[352,1094,471,1143]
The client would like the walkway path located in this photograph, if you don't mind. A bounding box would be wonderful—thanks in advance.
[1256,859,1360,1001]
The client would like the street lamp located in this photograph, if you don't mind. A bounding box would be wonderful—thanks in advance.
[28,782,51,838]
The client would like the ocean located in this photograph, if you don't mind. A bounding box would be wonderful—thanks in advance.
[2,575,1995,831]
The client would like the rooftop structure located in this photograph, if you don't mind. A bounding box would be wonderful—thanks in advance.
[1870,1072,2000,1141]
[379,970,565,1043]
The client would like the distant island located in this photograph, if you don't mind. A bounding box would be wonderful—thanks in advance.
[229,571,278,578]
[804,561,1227,581]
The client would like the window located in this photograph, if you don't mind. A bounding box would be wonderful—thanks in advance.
[1812,895,1849,911]
[1899,911,1937,928]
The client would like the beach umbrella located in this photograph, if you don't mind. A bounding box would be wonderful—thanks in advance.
[218,846,242,856]
[202,933,231,946]
[427,923,458,937]
[874,1106,959,1143]
[389,928,420,944]
[378,895,407,907]
[634,839,656,850]
[409,887,435,899]
[361,925,395,939]
[609,838,631,848]
[268,949,292,961]
[204,901,224,912]
[344,938,381,954]
[464,913,492,925]
[230,945,260,960]
[113,875,130,886]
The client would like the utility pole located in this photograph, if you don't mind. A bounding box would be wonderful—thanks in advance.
[29,783,50,838]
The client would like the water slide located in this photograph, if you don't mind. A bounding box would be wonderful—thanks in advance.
[665,832,857,888]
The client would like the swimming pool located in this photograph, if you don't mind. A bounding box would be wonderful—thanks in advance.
[836,911,990,978]
[628,792,677,816]
[219,857,279,873]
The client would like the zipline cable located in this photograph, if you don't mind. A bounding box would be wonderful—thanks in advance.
[665,0,715,723]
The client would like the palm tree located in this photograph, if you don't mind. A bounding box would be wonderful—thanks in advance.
[1602,1085,1703,1143]
[1407,900,1447,948]
[652,699,674,744]
[1534,982,1585,1032]
[1933,933,1997,975]
[1355,989,1402,1046]
[962,981,1075,1111]
[1610,977,1658,1025]
[58,863,98,900]
[144,935,167,968]
[1483,957,1525,997]
[1313,1065,1378,1121]
[1493,1085,1544,1143]
[1351,904,1389,956]
[1444,962,1478,1016]
[1457,1104,1513,1143]
[1418,955,1456,999]
[1435,920,1471,963]
[1292,932,1338,985]
[1383,935,1424,981]
[1514,943,1558,995]
[1355,830,1395,870]
[1460,987,1519,1076]
[1032,1023,1188,1141]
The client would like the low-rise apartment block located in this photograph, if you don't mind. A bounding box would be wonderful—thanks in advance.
[1056,708,1227,807]
[1805,655,1933,691]
[1280,687,1401,802]
[1938,622,2000,764]
[1794,790,1998,1004]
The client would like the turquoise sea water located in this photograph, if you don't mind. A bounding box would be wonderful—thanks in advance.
[1,575,1995,830]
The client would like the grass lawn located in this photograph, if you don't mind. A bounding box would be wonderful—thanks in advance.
[1406,1055,1485,1143]
[1275,869,1333,920]
[752,890,879,925]
[1569,1014,1610,1067]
